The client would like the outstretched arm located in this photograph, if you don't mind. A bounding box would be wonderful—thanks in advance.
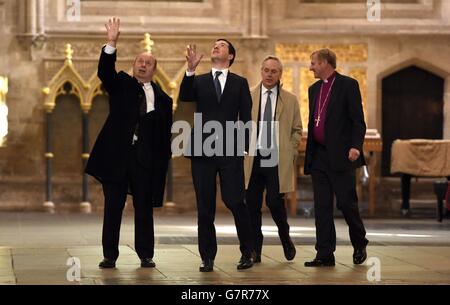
[105,17,121,48]
[98,17,121,94]
[179,44,204,102]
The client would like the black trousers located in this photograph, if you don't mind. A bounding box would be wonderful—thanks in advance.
[246,153,290,255]
[191,157,254,261]
[310,144,368,259]
[101,146,154,260]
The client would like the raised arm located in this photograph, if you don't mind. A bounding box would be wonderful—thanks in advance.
[179,44,204,102]
[97,17,121,94]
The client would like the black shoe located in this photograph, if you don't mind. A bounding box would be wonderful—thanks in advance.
[304,257,335,267]
[199,259,214,272]
[237,256,254,270]
[282,238,296,261]
[353,247,367,265]
[99,258,116,269]
[253,253,261,263]
[141,258,156,268]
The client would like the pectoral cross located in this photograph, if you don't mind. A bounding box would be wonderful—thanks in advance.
[315,115,320,127]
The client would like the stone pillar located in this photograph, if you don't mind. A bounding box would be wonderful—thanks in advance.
[44,110,54,209]
[0,76,7,147]
[27,0,37,35]
[246,0,267,38]
[80,110,91,212]
[36,0,44,35]
[444,76,450,139]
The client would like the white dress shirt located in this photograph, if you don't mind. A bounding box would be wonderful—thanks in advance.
[186,68,229,94]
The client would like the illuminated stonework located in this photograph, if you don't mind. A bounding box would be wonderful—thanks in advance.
[276,43,368,126]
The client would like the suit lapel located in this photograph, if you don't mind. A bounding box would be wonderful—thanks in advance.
[151,81,160,111]
[204,72,220,104]
[221,72,235,103]
[276,87,285,121]
[251,84,261,122]
[309,82,321,125]
[325,73,342,121]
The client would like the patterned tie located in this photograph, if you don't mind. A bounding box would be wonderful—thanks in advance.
[263,90,272,149]
[214,71,222,102]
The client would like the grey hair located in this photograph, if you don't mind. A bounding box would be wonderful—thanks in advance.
[261,55,283,72]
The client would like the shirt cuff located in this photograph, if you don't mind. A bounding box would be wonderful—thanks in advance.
[104,44,117,54]
[185,70,195,77]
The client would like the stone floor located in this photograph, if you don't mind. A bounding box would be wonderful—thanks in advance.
[0,211,449,285]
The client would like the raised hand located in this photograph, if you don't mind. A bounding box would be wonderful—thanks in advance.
[105,17,121,48]
[186,44,203,72]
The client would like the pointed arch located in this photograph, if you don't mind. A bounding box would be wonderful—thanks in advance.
[43,61,90,113]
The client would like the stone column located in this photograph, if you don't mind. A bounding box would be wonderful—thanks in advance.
[444,76,450,139]
[44,110,54,209]
[36,0,44,35]
[0,76,7,147]
[27,0,37,35]
[246,0,267,38]
[80,109,91,212]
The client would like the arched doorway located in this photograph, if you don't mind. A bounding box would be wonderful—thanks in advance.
[381,65,444,176]
[52,82,83,204]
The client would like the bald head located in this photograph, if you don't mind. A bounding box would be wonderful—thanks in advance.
[133,52,157,83]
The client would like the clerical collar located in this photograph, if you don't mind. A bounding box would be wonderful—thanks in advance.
[323,71,336,84]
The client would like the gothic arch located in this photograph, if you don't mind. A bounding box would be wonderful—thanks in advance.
[375,56,450,135]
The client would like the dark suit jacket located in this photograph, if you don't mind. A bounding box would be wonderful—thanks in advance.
[179,72,252,158]
[85,47,173,207]
[304,72,366,174]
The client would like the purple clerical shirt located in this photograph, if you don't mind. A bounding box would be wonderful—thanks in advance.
[313,72,336,146]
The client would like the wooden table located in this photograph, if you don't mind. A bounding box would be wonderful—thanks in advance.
[390,139,450,221]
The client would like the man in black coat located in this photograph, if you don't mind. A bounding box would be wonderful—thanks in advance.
[85,18,172,269]
[303,49,369,267]
[179,40,254,272]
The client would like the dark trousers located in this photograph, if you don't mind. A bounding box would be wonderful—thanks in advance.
[310,144,368,259]
[246,154,290,255]
[101,146,154,260]
[191,157,254,261]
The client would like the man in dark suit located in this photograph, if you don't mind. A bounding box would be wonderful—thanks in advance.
[85,18,172,269]
[303,49,368,267]
[179,40,254,272]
